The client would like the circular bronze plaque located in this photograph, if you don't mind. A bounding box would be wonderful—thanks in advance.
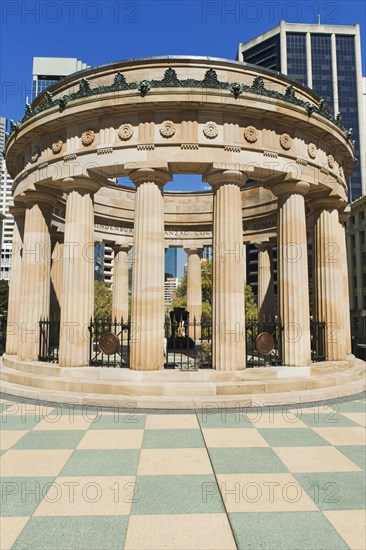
[99,332,120,355]
[255,332,275,355]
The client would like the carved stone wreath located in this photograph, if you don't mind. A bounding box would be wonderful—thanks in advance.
[203,121,218,139]
[160,120,176,138]
[327,154,335,169]
[280,133,292,150]
[339,166,344,179]
[118,123,133,141]
[31,149,39,163]
[81,130,95,146]
[307,143,317,159]
[51,140,63,154]
[244,126,258,143]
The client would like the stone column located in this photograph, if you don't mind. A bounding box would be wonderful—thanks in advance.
[256,242,275,323]
[59,178,100,368]
[185,247,202,340]
[129,168,171,371]
[207,170,246,371]
[5,203,26,355]
[338,208,352,356]
[18,192,55,361]
[50,233,63,320]
[112,244,130,321]
[312,198,346,361]
[272,181,311,366]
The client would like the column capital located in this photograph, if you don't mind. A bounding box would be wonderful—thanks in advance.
[270,178,310,199]
[204,169,251,189]
[309,195,346,213]
[339,204,351,224]
[129,168,171,188]
[254,241,274,252]
[112,242,131,253]
[184,246,203,256]
[18,190,59,210]
[9,200,26,218]
[62,177,101,195]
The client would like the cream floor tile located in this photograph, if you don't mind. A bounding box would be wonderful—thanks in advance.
[0,430,27,450]
[33,476,136,516]
[0,450,73,476]
[323,510,366,550]
[33,415,93,430]
[0,516,29,549]
[341,412,366,427]
[137,448,213,475]
[124,514,237,550]
[216,473,318,512]
[145,414,199,430]
[247,414,308,429]
[273,446,362,473]
[77,429,143,449]
[312,427,366,446]
[202,428,268,448]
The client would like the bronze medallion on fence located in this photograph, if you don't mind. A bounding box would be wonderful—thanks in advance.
[255,332,275,355]
[99,332,120,355]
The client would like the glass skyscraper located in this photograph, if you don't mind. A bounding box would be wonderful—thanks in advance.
[165,248,177,279]
[238,21,365,201]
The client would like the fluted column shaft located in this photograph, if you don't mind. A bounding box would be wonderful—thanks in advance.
[208,170,246,371]
[50,238,63,320]
[338,215,352,356]
[256,243,275,323]
[18,195,54,361]
[112,245,130,321]
[185,247,202,340]
[273,181,311,366]
[313,201,346,360]
[130,169,171,370]
[6,205,25,355]
[59,178,99,367]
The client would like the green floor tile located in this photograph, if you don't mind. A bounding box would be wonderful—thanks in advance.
[337,401,366,413]
[295,472,366,510]
[229,511,348,549]
[0,415,41,430]
[88,413,146,430]
[60,449,140,476]
[0,477,55,516]
[132,475,224,514]
[197,411,253,428]
[337,445,366,470]
[258,428,329,447]
[12,516,129,550]
[142,429,204,448]
[300,413,359,427]
[208,447,288,474]
[13,430,86,450]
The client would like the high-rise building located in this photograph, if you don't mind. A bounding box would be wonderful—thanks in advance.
[238,22,365,201]
[165,248,177,279]
[32,57,89,100]
[0,117,14,281]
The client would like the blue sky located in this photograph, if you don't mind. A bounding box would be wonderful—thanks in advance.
[1,0,365,276]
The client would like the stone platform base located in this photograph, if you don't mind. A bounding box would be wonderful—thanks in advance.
[1,354,365,409]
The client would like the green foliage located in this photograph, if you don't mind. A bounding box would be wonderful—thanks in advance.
[172,259,258,322]
[94,280,112,319]
[0,280,9,319]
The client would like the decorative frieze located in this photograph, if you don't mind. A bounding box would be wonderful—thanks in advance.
[118,123,133,141]
[307,143,317,159]
[51,140,63,154]
[244,126,258,143]
[280,133,292,150]
[160,120,176,138]
[203,121,218,139]
[81,130,95,146]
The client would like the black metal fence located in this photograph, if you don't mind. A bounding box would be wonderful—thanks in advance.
[37,317,328,368]
[246,320,283,368]
[38,319,60,363]
[89,317,131,367]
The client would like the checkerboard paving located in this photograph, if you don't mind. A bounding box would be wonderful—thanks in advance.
[0,395,365,549]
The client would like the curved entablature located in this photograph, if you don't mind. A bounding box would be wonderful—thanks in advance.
[5,56,354,208]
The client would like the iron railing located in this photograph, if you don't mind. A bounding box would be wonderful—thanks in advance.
[164,319,212,370]
[310,320,326,362]
[38,319,60,363]
[0,316,6,355]
[89,317,131,367]
[246,320,283,368]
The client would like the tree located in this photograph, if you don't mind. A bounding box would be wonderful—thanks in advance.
[0,280,9,319]
[172,259,258,322]
[94,280,112,318]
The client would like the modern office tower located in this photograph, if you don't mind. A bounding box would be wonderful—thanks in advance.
[164,277,178,310]
[0,117,14,281]
[346,195,366,358]
[165,248,177,278]
[32,57,89,100]
[238,21,365,201]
